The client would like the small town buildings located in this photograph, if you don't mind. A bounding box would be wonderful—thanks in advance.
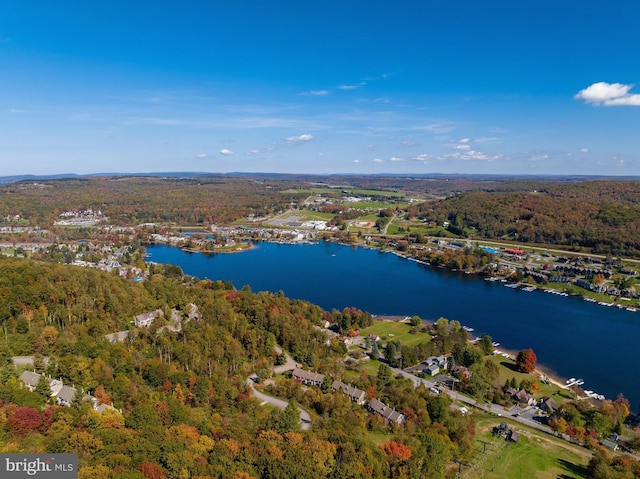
[331,381,366,405]
[368,398,405,424]
[292,367,325,387]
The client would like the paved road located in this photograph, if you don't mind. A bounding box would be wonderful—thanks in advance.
[247,374,312,430]
[390,366,558,437]
[273,346,298,374]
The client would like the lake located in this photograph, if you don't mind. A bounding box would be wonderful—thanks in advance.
[147,241,639,409]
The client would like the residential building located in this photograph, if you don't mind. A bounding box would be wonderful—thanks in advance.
[134,309,164,327]
[368,398,405,424]
[292,367,325,387]
[331,381,366,405]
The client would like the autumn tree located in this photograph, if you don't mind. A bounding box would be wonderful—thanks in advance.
[516,348,537,373]
[380,440,412,478]
[138,461,167,479]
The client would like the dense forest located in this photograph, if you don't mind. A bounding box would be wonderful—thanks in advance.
[0,176,308,226]
[0,256,476,478]
[410,180,640,257]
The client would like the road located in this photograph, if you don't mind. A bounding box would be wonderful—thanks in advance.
[249,346,311,430]
[390,365,561,438]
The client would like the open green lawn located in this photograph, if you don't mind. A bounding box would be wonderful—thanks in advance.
[469,413,591,478]
[360,319,432,348]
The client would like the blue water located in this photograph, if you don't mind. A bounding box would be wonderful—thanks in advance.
[147,241,639,408]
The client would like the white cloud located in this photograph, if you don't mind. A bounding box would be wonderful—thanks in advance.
[8,109,26,113]
[574,82,640,106]
[401,140,417,147]
[390,156,404,162]
[285,134,314,144]
[302,90,330,96]
[196,153,208,158]
[353,159,361,164]
[412,154,431,162]
[452,138,472,150]
[338,84,360,90]
[373,158,383,163]
[442,138,500,162]
[246,149,261,156]
[220,149,234,155]
[580,148,589,153]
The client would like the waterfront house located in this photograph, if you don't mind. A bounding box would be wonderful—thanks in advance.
[368,398,405,424]
[540,397,559,414]
[331,381,366,405]
[510,389,536,407]
[292,367,325,387]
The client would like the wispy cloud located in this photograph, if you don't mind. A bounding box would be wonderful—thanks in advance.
[338,84,362,90]
[390,156,404,162]
[301,90,330,96]
[8,109,26,113]
[285,134,314,144]
[372,158,383,163]
[412,154,431,163]
[419,123,457,133]
[220,148,234,155]
[575,82,640,106]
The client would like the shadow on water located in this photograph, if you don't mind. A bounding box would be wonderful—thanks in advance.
[557,458,590,478]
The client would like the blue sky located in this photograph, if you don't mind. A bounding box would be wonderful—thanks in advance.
[1,1,639,176]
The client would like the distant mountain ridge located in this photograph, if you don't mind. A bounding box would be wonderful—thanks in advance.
[2,171,639,185]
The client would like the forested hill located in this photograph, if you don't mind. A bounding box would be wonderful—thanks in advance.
[0,256,476,478]
[420,181,640,257]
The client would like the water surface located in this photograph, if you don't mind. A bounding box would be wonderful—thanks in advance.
[147,241,639,408]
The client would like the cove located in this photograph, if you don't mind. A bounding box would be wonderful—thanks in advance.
[146,241,640,409]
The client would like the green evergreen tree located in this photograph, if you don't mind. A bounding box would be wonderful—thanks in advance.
[34,375,51,403]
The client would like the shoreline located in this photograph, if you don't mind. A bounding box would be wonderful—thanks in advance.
[375,315,573,396]
[146,240,611,403]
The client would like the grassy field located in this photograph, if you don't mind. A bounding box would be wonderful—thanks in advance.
[360,318,432,348]
[468,413,591,478]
